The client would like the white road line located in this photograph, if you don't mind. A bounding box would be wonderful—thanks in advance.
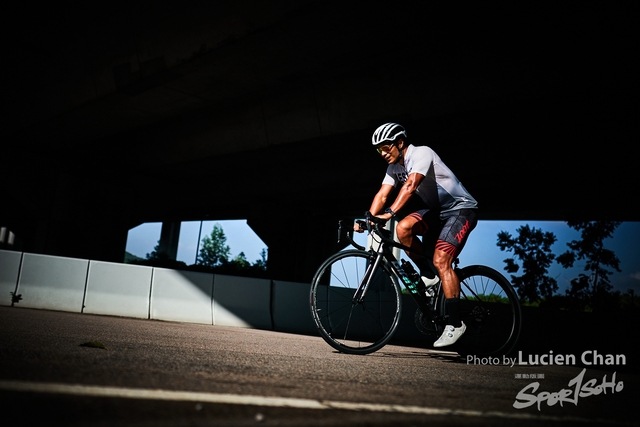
[0,380,621,425]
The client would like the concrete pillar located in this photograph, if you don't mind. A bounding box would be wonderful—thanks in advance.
[248,215,350,283]
[0,227,17,249]
[158,221,181,261]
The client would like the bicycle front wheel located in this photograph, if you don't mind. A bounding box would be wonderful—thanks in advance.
[310,250,402,355]
[438,265,522,357]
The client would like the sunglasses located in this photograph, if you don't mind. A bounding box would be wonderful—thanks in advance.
[376,144,396,154]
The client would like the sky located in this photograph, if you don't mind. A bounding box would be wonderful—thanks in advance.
[126,220,267,266]
[125,220,640,294]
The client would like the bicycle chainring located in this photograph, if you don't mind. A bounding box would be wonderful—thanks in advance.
[414,309,440,336]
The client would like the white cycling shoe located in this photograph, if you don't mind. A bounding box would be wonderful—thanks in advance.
[433,322,466,348]
[420,276,439,296]
[421,276,440,288]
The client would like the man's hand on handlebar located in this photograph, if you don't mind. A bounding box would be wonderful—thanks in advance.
[353,212,390,233]
[353,220,367,233]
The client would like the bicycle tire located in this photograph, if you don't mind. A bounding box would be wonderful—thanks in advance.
[310,250,402,355]
[437,265,522,357]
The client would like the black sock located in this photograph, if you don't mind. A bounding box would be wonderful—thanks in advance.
[445,298,462,327]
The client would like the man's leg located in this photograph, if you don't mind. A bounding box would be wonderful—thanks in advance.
[433,249,459,298]
[432,210,477,347]
[433,248,462,323]
[395,214,433,277]
[432,248,466,347]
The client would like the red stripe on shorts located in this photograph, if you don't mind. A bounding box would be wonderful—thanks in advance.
[435,240,458,257]
[408,212,429,235]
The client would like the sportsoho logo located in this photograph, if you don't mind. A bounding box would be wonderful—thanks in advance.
[513,368,624,411]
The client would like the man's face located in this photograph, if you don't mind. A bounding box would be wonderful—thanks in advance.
[377,143,401,164]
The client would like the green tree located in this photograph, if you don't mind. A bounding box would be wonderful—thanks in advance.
[254,248,268,271]
[145,241,164,261]
[141,240,187,269]
[197,224,230,267]
[229,252,250,269]
[557,221,621,310]
[497,225,558,302]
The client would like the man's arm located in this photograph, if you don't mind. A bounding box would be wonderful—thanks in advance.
[355,184,394,232]
[377,173,425,220]
[369,184,395,215]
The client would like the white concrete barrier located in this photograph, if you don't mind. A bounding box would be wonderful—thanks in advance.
[17,253,89,313]
[0,250,22,307]
[2,250,422,342]
[212,275,272,329]
[151,268,214,325]
[84,261,153,319]
[272,280,317,335]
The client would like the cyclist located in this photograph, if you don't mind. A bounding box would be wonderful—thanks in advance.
[355,122,478,347]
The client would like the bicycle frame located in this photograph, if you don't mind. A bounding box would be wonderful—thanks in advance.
[338,217,441,318]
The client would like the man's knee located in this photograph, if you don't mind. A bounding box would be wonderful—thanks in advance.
[396,218,415,237]
[432,251,453,272]
[395,219,413,239]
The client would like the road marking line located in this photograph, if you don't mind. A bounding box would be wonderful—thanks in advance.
[0,380,621,424]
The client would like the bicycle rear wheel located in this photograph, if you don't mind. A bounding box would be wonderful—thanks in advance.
[310,250,402,355]
[438,265,521,357]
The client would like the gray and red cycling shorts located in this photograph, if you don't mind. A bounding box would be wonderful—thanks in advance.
[406,208,478,258]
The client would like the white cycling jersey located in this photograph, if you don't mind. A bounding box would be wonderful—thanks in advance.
[382,144,478,215]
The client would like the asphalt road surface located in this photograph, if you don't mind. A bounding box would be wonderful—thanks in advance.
[0,306,636,426]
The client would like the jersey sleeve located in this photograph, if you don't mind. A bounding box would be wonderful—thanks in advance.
[382,165,399,186]
[407,146,434,176]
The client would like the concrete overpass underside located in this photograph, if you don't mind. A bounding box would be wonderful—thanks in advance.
[3,1,636,282]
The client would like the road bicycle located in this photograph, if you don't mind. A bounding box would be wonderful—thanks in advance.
[309,212,522,356]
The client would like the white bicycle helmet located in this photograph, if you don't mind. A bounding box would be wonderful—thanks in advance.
[371,123,407,147]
